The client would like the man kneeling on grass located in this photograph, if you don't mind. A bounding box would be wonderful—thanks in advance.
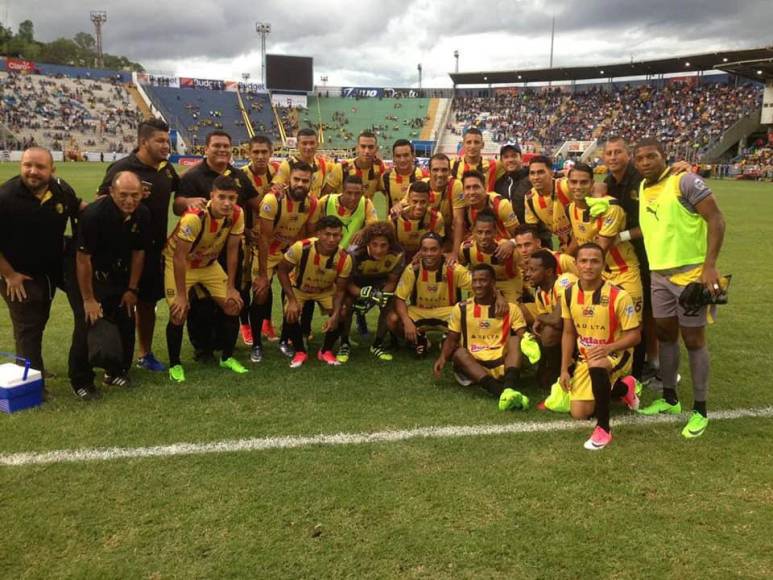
[277,215,353,368]
[433,263,529,412]
[164,175,248,382]
[559,242,641,450]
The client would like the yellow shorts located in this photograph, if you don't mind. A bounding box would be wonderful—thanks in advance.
[407,305,453,329]
[496,278,522,304]
[474,353,507,379]
[606,269,643,323]
[570,350,633,401]
[250,249,284,284]
[164,259,228,305]
[286,288,335,313]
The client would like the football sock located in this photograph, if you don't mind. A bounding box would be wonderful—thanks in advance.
[688,345,710,405]
[693,400,707,417]
[480,375,504,397]
[503,367,521,389]
[659,340,680,390]
[166,322,183,367]
[590,367,612,432]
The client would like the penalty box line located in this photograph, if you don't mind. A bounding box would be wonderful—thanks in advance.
[2,406,772,467]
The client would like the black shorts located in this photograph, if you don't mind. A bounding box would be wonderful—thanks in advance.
[138,247,164,303]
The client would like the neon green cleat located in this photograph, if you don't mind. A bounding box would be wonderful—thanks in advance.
[169,364,186,383]
[499,388,529,411]
[220,357,249,374]
[370,345,393,361]
[681,411,709,439]
[520,332,541,365]
[543,380,571,413]
[336,343,351,363]
[638,398,682,416]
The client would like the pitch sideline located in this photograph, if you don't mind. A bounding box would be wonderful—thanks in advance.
[2,406,772,467]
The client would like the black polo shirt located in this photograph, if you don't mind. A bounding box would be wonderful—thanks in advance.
[177,160,258,207]
[494,168,531,224]
[77,195,152,283]
[604,162,648,267]
[0,175,81,281]
[97,151,179,247]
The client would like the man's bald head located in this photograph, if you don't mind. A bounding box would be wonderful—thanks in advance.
[110,171,144,215]
[111,170,142,189]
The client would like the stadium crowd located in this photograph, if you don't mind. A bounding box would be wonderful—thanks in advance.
[453,81,762,155]
[0,71,141,153]
[1,120,728,451]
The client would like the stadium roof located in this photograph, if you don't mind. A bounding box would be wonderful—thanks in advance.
[449,47,773,85]
[718,56,773,82]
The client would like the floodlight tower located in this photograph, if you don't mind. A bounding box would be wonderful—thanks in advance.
[256,22,271,87]
[417,63,423,89]
[90,10,107,68]
[454,50,459,73]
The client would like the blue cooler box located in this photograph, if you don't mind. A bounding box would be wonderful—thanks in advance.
[0,362,44,414]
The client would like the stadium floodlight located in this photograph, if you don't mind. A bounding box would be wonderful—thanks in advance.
[89,10,107,69]
[685,62,691,67]
[417,63,422,89]
[454,50,459,73]
[255,22,272,87]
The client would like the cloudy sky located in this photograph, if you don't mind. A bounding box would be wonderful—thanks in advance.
[9,0,773,86]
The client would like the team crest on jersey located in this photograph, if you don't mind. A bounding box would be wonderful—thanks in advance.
[582,307,594,317]
[262,203,272,212]
[131,224,139,233]
[55,203,64,214]
[625,304,635,316]
[181,224,193,238]
[479,320,491,329]
[426,284,438,292]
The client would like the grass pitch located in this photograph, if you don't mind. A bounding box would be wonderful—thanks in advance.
[1,163,772,578]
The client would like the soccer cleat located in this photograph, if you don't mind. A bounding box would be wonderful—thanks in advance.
[169,364,186,383]
[414,336,431,358]
[498,388,529,411]
[279,340,295,358]
[336,342,351,363]
[520,332,541,365]
[317,350,341,366]
[290,352,308,369]
[355,311,370,336]
[240,324,253,346]
[103,372,131,388]
[220,357,249,374]
[681,411,709,439]
[249,345,264,363]
[453,369,474,387]
[583,426,612,450]
[543,380,571,413]
[638,398,682,416]
[136,352,166,372]
[72,384,102,401]
[618,375,641,411]
[262,320,279,342]
[369,345,393,361]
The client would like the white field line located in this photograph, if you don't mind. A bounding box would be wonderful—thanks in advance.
[2,406,772,467]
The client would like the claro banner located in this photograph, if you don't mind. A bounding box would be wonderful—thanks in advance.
[5,58,37,73]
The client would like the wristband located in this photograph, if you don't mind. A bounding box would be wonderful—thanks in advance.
[619,230,631,243]
[127,287,139,295]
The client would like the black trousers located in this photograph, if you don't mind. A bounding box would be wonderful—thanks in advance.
[66,278,135,388]
[0,275,55,373]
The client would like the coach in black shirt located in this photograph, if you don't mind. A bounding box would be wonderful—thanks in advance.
[68,171,151,400]
[0,147,82,374]
[98,118,179,372]
[494,143,531,224]
[174,130,259,359]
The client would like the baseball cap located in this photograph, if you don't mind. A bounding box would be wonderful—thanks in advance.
[500,142,522,156]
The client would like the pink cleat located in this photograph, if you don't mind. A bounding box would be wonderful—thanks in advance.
[619,375,640,411]
[583,426,613,451]
[317,350,341,366]
[289,352,308,369]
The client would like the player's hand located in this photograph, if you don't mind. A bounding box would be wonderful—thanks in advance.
[349,230,364,248]
[252,274,269,299]
[532,319,543,337]
[671,160,692,175]
[170,296,189,325]
[494,239,516,261]
[433,356,446,379]
[271,183,287,199]
[120,290,138,318]
[83,298,103,325]
[226,286,244,310]
[187,197,208,211]
[445,253,459,268]
[701,265,722,297]
[559,370,572,392]
[321,313,338,333]
[404,319,418,343]
[285,298,300,323]
[494,291,509,317]
[585,344,611,362]
[4,271,32,302]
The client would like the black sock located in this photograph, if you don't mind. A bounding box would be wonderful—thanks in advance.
[503,367,521,389]
[610,379,628,399]
[693,400,707,417]
[480,375,504,397]
[239,288,251,325]
[538,345,562,390]
[663,387,679,405]
[589,367,612,432]
[219,314,239,360]
[285,321,306,353]
[249,301,268,348]
[166,322,184,367]
[301,300,315,336]
[322,326,340,352]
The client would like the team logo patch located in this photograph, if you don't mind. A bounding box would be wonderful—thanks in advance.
[55,203,64,214]
[181,224,193,238]
[582,307,594,317]
[479,320,491,329]
[262,203,273,212]
[166,288,175,297]
[625,304,635,317]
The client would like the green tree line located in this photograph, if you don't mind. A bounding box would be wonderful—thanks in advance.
[0,19,144,71]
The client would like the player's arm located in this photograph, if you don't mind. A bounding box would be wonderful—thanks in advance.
[538,303,563,330]
[323,276,348,332]
[433,330,460,378]
[449,207,466,265]
[394,297,417,342]
[586,327,641,363]
[225,233,243,305]
[277,259,300,323]
[694,194,726,296]
[75,250,100,324]
[121,248,144,318]
[559,317,577,392]
[505,330,523,370]
[170,239,192,324]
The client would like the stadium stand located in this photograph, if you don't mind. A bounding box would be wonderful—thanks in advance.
[447,80,763,158]
[0,70,141,153]
[302,96,437,149]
